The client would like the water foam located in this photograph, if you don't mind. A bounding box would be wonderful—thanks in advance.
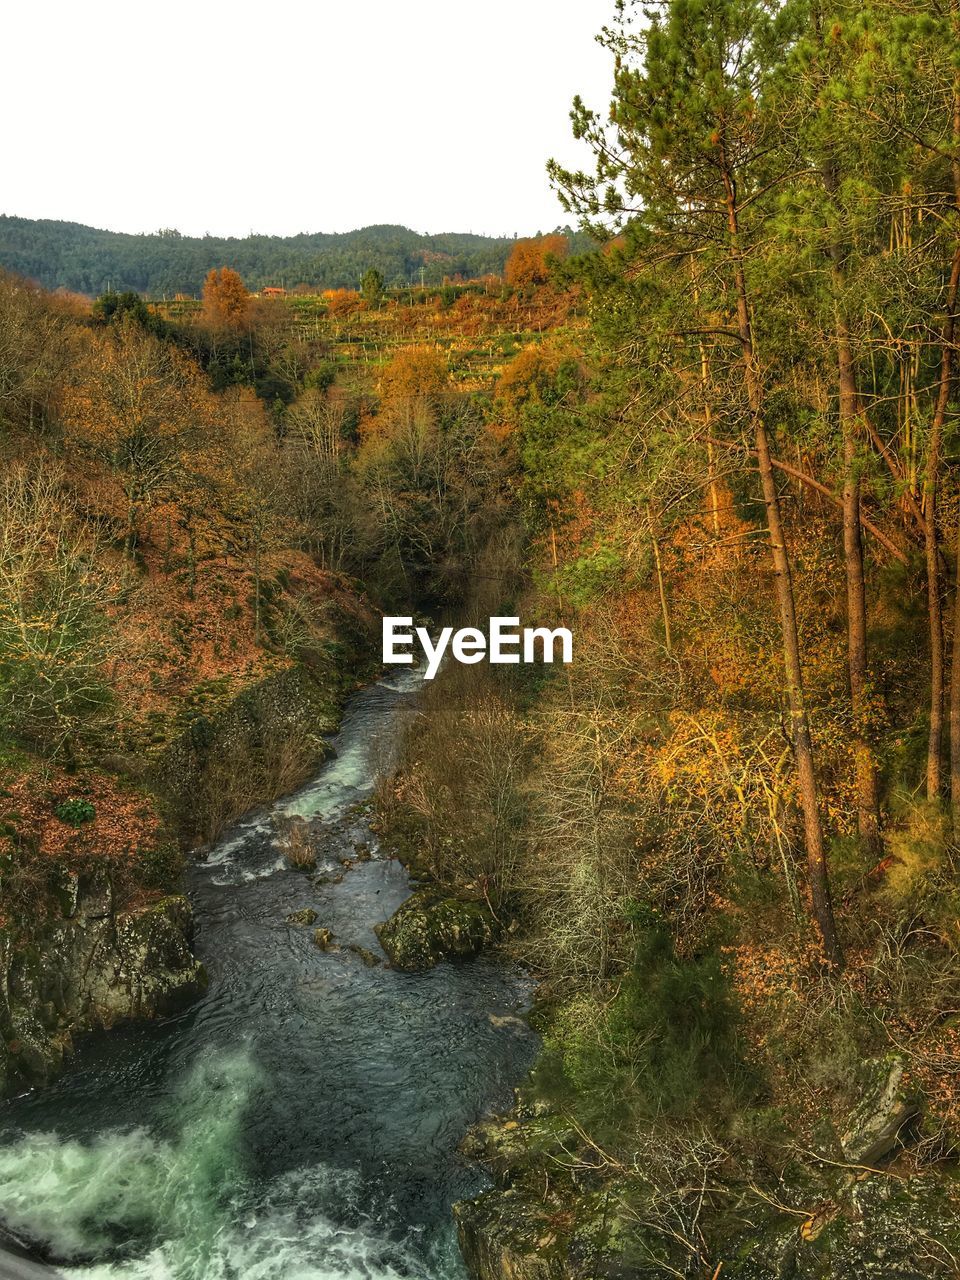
[0,1052,444,1280]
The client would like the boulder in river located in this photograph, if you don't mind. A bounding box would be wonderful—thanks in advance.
[374,891,496,972]
[286,907,318,927]
[313,928,338,951]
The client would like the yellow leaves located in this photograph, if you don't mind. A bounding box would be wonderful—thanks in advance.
[799,1202,839,1243]
[494,342,567,414]
[61,325,224,543]
[882,799,950,906]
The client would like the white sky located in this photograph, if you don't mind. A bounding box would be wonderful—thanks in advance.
[4,1,616,239]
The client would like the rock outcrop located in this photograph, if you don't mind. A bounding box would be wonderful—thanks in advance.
[0,869,206,1095]
[454,1111,618,1280]
[0,632,374,1101]
[841,1056,921,1165]
[455,1086,959,1280]
[152,665,340,842]
[375,891,497,971]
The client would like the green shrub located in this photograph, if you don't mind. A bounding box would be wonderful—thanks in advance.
[139,841,184,890]
[55,797,96,826]
[538,915,753,1134]
[304,360,338,392]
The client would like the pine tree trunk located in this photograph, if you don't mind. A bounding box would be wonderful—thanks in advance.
[951,518,960,842]
[824,146,883,855]
[943,58,960,819]
[928,261,960,803]
[925,428,945,801]
[649,510,673,657]
[721,163,842,967]
[838,321,882,856]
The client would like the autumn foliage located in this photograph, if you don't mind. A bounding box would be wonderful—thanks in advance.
[322,288,360,316]
[378,344,449,407]
[201,266,251,331]
[504,234,569,288]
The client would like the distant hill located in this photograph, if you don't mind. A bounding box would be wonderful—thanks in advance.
[0,217,584,297]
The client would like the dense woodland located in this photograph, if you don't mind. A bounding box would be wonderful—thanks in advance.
[0,217,589,298]
[379,0,960,1270]
[0,233,574,894]
[6,0,960,1271]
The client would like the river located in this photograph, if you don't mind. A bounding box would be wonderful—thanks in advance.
[0,670,537,1280]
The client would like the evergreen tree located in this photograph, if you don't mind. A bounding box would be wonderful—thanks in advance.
[361,267,385,307]
[551,0,843,964]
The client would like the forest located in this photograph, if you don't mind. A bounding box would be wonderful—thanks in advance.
[3,0,960,1275]
[0,216,589,298]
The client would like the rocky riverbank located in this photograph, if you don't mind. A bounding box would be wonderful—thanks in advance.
[0,613,375,1099]
[451,1052,960,1280]
[0,871,205,1095]
[153,662,342,843]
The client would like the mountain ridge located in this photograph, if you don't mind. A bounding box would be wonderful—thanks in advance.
[0,214,580,297]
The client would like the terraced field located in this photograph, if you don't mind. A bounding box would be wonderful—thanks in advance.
[155,284,583,394]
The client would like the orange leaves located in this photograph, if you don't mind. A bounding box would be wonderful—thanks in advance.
[906,1020,960,1136]
[799,1203,839,1243]
[64,319,213,455]
[378,344,449,406]
[0,763,162,873]
[504,234,570,289]
[722,942,807,1018]
[47,320,324,740]
[322,288,360,316]
[201,266,251,332]
[495,342,563,415]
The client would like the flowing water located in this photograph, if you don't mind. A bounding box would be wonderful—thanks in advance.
[0,671,536,1280]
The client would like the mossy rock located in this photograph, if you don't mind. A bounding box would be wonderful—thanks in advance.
[841,1055,921,1165]
[374,890,496,972]
[286,907,318,927]
[733,1171,960,1278]
[454,1177,622,1280]
[0,890,205,1095]
[454,1189,570,1280]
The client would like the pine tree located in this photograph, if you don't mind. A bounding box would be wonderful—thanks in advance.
[551,0,843,964]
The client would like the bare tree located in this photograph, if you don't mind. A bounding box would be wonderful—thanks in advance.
[0,465,117,758]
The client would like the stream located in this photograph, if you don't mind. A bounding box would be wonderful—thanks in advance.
[0,669,537,1280]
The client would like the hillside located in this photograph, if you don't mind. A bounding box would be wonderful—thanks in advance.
[0,249,580,1099]
[0,216,589,297]
[5,0,960,1261]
